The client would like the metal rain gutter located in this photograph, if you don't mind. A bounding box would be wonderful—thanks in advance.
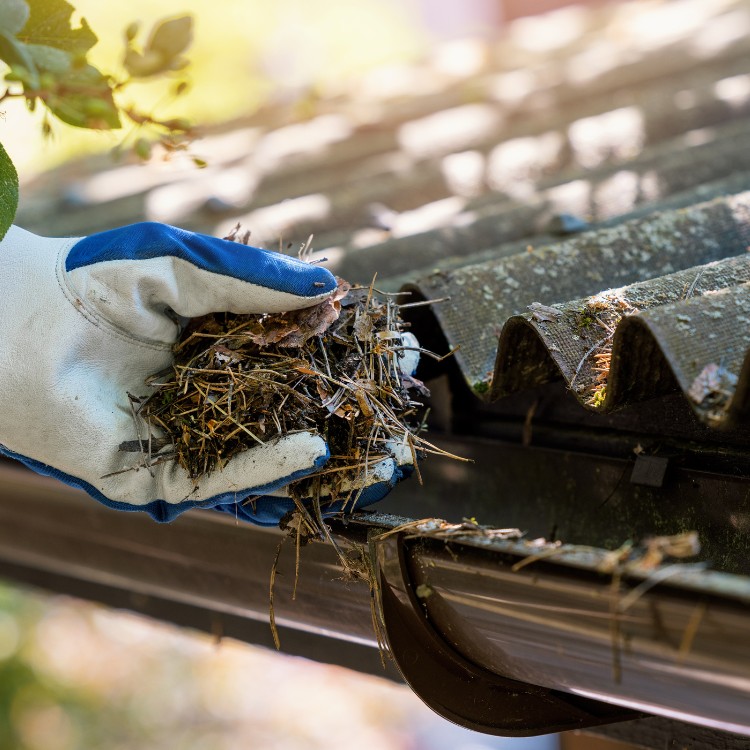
[1,463,750,736]
[370,520,750,736]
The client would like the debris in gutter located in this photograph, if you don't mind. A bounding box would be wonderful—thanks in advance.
[569,291,639,407]
[373,517,525,542]
[365,517,705,677]
[394,520,704,685]
[415,583,433,599]
[687,362,738,424]
[596,531,701,574]
[595,530,703,683]
[120,228,470,651]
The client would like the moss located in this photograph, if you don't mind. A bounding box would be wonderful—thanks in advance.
[573,307,596,332]
[472,380,490,395]
[589,386,607,409]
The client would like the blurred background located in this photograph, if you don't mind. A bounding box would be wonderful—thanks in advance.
[3,0,427,176]
[1,583,569,750]
[2,0,739,746]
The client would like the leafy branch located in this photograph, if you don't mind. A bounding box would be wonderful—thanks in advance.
[0,0,196,240]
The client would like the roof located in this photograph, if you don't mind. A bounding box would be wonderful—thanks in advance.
[18,0,750,433]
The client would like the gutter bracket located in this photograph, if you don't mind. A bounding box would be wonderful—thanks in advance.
[373,532,638,737]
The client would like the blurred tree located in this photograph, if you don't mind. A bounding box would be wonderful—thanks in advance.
[0,0,196,240]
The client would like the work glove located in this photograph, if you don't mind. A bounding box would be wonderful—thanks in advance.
[215,435,416,526]
[0,223,414,523]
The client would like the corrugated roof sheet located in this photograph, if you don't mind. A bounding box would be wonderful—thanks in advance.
[415,191,750,411]
[16,0,750,430]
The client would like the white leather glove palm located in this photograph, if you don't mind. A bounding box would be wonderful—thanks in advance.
[0,223,339,522]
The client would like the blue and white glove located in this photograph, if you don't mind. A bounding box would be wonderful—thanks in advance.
[216,436,416,526]
[0,223,413,523]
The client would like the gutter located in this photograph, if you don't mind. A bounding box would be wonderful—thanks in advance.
[2,460,750,739]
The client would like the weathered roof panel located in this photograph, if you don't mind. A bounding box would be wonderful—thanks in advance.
[329,116,750,285]
[495,257,750,425]
[412,192,750,395]
[14,0,750,431]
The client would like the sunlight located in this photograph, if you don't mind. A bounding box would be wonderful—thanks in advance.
[253,114,354,171]
[568,106,645,170]
[398,103,503,159]
[487,132,564,197]
[509,4,588,53]
[714,74,750,109]
[217,193,331,245]
[441,150,486,197]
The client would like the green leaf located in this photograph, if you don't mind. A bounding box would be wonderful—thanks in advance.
[0,30,39,87]
[146,16,192,59]
[0,142,19,242]
[26,42,71,74]
[17,0,96,56]
[0,0,29,35]
[133,137,152,160]
[45,64,120,129]
[124,16,193,78]
[122,47,164,78]
[123,20,139,43]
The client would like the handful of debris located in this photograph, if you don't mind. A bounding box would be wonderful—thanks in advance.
[136,252,444,509]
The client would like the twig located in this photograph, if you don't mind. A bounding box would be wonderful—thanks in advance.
[570,335,611,388]
[269,536,286,650]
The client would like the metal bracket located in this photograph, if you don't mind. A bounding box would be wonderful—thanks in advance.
[374,532,638,736]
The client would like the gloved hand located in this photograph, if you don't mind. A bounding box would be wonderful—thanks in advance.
[234,331,420,527]
[215,436,416,526]
[0,223,414,523]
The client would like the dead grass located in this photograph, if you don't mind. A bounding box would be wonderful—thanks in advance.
[119,231,467,521]
[571,292,639,407]
[123,231,469,649]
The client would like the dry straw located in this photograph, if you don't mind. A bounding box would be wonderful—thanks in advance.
[130,231,461,516]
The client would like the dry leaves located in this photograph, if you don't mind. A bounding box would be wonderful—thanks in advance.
[134,275,437,503]
[245,280,351,348]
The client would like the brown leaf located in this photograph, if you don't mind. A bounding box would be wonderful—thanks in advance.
[246,279,351,348]
[353,307,373,341]
[246,320,302,346]
[211,344,243,366]
[334,402,357,420]
[315,380,331,403]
